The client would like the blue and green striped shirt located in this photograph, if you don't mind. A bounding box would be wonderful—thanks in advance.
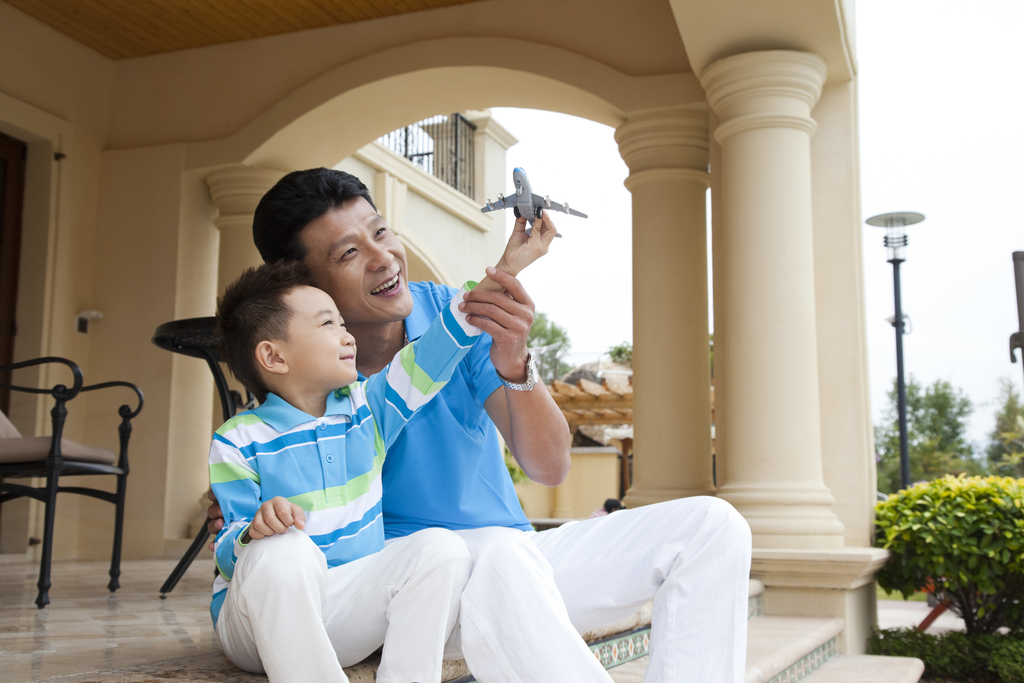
[208,282,481,626]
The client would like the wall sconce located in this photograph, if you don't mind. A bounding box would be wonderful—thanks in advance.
[76,310,103,334]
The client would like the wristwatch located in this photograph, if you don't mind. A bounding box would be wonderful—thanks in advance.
[498,350,539,391]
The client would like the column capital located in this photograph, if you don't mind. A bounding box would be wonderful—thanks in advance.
[206,164,285,233]
[701,51,827,145]
[615,105,709,178]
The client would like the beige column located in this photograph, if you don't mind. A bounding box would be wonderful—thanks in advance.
[702,51,844,549]
[206,164,285,294]
[205,164,284,428]
[616,105,715,507]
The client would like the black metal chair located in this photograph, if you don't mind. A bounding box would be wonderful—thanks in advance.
[0,357,143,608]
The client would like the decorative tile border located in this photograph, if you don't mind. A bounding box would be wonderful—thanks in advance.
[590,626,652,669]
[764,637,838,683]
[748,594,763,619]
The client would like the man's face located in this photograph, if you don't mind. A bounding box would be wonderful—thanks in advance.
[299,197,413,326]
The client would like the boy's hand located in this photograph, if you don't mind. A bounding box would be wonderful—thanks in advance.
[207,489,224,551]
[249,497,306,540]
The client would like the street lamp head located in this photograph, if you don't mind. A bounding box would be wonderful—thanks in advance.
[866,211,925,261]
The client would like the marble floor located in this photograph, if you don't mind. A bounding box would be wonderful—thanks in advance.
[0,557,222,682]
[0,557,646,682]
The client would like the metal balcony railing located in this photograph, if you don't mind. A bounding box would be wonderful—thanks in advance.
[377,113,477,199]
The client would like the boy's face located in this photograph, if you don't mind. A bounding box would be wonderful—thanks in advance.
[275,286,358,395]
[299,197,413,327]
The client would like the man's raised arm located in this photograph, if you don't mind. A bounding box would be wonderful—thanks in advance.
[460,213,572,486]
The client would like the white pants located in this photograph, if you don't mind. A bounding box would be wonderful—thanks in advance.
[531,496,752,683]
[216,527,472,683]
[449,527,615,683]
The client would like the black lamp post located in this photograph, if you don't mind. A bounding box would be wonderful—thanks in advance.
[867,211,925,491]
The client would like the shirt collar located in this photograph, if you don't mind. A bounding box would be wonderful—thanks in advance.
[253,388,354,432]
[357,305,427,382]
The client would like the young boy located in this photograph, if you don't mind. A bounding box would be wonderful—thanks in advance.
[209,222,556,683]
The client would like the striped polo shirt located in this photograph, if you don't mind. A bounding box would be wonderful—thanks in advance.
[208,283,480,627]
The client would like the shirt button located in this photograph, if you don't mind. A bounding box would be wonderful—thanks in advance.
[320,423,326,430]
[326,455,334,463]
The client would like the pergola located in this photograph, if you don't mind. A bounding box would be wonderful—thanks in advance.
[547,376,717,500]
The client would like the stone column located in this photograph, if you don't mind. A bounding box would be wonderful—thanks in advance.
[616,105,715,507]
[206,164,285,294]
[205,165,284,430]
[702,51,844,549]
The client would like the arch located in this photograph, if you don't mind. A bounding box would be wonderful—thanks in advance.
[183,36,704,172]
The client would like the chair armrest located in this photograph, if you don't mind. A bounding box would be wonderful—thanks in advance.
[81,381,144,419]
[0,357,83,401]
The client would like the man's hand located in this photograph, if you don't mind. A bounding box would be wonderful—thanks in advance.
[249,497,306,540]
[460,266,535,383]
[494,212,558,278]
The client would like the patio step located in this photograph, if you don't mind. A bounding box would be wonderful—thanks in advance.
[606,615,846,683]
[799,655,924,683]
[745,616,844,683]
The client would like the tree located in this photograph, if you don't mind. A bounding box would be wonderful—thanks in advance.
[987,378,1024,477]
[875,376,983,494]
[528,312,571,381]
[608,341,632,366]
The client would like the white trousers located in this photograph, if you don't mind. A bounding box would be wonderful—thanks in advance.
[449,527,615,683]
[216,527,472,683]
[530,496,752,683]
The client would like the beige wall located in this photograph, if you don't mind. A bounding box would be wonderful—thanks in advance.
[516,447,620,520]
[0,3,115,558]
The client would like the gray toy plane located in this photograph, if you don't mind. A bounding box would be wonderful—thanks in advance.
[481,167,587,236]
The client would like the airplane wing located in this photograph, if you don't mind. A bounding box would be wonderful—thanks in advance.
[533,194,588,219]
[480,192,517,214]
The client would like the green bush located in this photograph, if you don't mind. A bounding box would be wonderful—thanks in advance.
[875,475,1024,634]
[869,628,1024,683]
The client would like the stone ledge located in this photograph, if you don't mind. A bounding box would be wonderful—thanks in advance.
[752,548,890,590]
[745,616,845,683]
[801,654,924,683]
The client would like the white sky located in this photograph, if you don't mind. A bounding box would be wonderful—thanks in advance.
[489,0,1024,447]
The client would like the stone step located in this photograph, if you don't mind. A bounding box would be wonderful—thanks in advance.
[745,616,845,683]
[799,655,924,683]
[607,615,847,683]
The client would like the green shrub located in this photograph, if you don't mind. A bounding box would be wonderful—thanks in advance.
[869,628,1024,683]
[875,475,1024,634]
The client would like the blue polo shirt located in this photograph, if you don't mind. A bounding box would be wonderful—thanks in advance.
[379,281,533,538]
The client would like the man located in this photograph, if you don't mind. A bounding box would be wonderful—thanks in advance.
[210,167,752,681]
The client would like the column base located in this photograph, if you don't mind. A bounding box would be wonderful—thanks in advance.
[622,486,716,509]
[718,484,847,550]
[752,547,890,654]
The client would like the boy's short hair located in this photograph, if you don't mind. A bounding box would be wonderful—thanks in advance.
[253,168,376,264]
[216,261,317,404]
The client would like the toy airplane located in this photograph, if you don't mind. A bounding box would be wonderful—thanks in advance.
[481,167,587,236]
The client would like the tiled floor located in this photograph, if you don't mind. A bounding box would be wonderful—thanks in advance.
[0,557,221,682]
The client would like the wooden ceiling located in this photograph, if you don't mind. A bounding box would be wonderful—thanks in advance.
[6,0,486,59]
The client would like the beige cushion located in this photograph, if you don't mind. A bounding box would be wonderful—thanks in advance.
[0,436,116,465]
[0,410,21,439]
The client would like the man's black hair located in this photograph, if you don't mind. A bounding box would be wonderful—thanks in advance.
[253,168,377,264]
[215,261,316,404]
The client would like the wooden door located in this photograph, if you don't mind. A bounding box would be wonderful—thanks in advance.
[0,132,26,415]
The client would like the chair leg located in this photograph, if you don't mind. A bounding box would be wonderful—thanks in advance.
[35,473,59,609]
[108,473,127,592]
